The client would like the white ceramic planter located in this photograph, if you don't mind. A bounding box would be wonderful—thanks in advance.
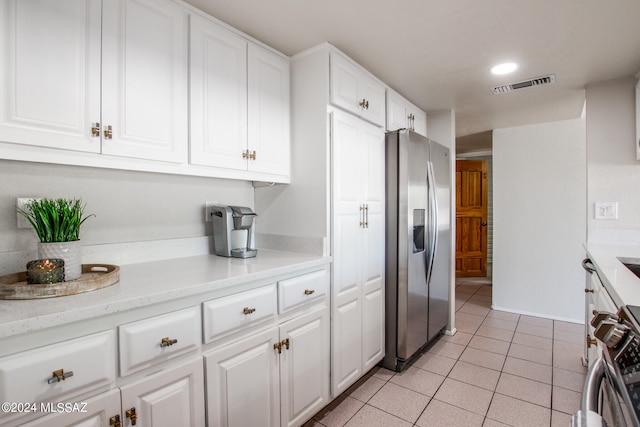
[37,240,82,281]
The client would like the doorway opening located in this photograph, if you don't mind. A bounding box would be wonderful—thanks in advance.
[455,158,491,278]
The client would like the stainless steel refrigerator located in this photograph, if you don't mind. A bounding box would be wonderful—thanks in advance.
[383,129,451,371]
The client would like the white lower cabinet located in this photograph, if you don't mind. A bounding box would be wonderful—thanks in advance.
[0,330,116,427]
[205,327,280,427]
[21,389,121,427]
[204,306,329,427]
[20,358,205,427]
[120,357,205,427]
[0,265,331,427]
[279,308,330,427]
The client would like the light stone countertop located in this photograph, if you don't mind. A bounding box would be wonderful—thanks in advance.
[0,249,330,339]
[585,243,640,309]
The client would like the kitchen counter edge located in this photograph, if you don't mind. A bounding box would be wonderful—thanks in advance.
[0,249,331,339]
[585,243,640,309]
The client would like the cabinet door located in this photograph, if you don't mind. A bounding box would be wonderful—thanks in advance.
[189,14,247,170]
[204,327,280,427]
[330,53,384,127]
[330,53,362,118]
[331,289,362,397]
[362,285,385,372]
[361,123,385,371]
[387,94,409,132]
[248,44,290,176]
[279,307,330,427]
[331,112,363,296]
[330,111,385,396]
[21,389,121,427]
[330,114,364,397]
[101,0,188,163]
[410,108,428,137]
[359,74,385,127]
[120,357,205,427]
[0,331,116,427]
[0,0,101,152]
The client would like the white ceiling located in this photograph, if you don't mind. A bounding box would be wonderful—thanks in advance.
[184,0,640,138]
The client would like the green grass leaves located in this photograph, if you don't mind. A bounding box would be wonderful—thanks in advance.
[17,198,94,243]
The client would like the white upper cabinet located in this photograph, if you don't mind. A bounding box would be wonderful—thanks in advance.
[0,0,102,152]
[247,44,291,177]
[101,0,188,163]
[386,89,427,137]
[0,1,290,182]
[189,15,290,180]
[330,52,385,127]
[0,0,189,163]
[189,14,248,170]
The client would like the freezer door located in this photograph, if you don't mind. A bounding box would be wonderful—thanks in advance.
[399,131,431,360]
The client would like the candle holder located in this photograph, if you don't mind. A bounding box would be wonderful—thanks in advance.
[26,259,65,284]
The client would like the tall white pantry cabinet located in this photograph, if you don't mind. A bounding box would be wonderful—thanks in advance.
[255,43,386,398]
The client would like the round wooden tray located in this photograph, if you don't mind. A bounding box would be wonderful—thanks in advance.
[0,264,120,300]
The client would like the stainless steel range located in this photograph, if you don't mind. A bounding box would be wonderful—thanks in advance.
[573,305,640,427]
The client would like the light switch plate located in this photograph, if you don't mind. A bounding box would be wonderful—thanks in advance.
[595,202,618,220]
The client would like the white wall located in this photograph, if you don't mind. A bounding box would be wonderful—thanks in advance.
[427,109,457,333]
[493,117,586,322]
[586,77,640,239]
[0,159,253,272]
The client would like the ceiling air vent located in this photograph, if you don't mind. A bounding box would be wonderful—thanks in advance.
[492,74,556,94]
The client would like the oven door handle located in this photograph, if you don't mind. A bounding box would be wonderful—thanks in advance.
[572,354,607,427]
[582,354,605,413]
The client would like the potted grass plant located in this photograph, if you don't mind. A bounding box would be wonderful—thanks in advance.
[18,198,94,281]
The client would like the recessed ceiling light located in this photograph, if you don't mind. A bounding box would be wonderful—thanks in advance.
[491,62,518,75]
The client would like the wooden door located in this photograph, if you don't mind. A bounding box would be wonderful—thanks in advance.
[455,160,488,277]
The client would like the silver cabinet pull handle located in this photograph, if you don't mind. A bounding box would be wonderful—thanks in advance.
[160,337,178,347]
[47,369,74,384]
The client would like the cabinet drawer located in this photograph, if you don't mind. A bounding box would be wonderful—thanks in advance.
[203,284,277,343]
[278,269,329,314]
[0,331,115,425]
[119,306,201,376]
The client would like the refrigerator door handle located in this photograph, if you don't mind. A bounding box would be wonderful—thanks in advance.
[426,161,438,285]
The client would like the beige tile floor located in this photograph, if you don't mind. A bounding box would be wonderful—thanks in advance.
[306,279,586,427]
